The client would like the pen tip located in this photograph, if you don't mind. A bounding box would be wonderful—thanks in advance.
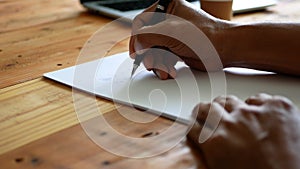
[131,64,138,79]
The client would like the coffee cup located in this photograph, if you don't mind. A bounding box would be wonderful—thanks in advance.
[200,0,233,20]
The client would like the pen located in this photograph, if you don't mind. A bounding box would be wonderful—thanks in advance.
[131,0,172,78]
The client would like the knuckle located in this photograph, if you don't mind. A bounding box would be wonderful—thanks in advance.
[192,103,201,114]
[238,106,261,118]
[256,93,271,98]
[132,16,139,24]
[213,95,225,101]
[220,119,236,131]
[277,96,293,109]
[226,95,238,100]
[271,96,294,109]
[211,132,226,143]
[225,95,240,105]
[237,106,251,114]
[245,96,256,102]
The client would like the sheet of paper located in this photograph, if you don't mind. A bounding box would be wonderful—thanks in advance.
[44,52,300,123]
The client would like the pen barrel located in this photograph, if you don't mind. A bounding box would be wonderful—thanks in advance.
[133,53,144,66]
[147,0,171,25]
[148,12,165,25]
[132,0,172,71]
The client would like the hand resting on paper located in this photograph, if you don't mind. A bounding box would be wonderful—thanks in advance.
[187,93,300,169]
[129,0,300,80]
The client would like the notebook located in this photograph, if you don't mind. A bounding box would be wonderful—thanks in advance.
[80,0,277,22]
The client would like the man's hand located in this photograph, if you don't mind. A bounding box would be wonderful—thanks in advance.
[129,0,225,79]
[188,94,300,169]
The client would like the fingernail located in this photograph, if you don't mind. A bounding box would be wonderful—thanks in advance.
[154,70,161,79]
[157,70,169,80]
[168,67,176,79]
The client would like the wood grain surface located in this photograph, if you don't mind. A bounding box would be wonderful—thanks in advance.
[1,0,300,168]
[0,107,206,169]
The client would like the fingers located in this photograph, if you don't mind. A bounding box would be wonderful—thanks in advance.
[143,54,155,71]
[192,102,210,124]
[135,24,170,49]
[188,95,247,145]
[132,0,177,32]
[130,1,161,57]
[130,45,179,80]
[168,65,177,79]
[188,94,297,152]
[153,58,169,80]
[214,95,246,113]
[193,95,250,125]
[155,50,178,79]
[189,101,230,144]
[199,102,228,129]
[245,93,273,106]
[187,120,202,146]
[130,21,171,59]
[141,48,179,80]
[132,2,159,32]
[246,93,293,106]
[187,103,210,146]
[246,93,296,112]
[130,18,186,79]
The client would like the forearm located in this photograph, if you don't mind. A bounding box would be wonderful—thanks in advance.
[217,21,300,76]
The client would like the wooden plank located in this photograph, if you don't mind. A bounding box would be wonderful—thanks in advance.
[0,0,130,88]
[0,108,206,169]
[1,0,300,89]
[0,0,84,33]
[1,0,300,168]
[0,78,118,154]
[0,21,130,88]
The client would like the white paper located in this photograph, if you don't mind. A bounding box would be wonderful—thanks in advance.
[44,52,300,124]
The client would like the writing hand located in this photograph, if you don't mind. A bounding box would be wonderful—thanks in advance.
[129,0,225,79]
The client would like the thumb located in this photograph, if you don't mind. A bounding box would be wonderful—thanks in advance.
[135,21,175,51]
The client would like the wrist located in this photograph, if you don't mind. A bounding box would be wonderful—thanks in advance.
[201,18,233,69]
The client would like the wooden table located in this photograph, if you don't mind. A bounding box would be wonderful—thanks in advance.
[1,0,300,168]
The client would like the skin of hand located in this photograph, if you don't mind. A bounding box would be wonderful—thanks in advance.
[129,0,227,79]
[130,0,300,79]
[187,93,300,169]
